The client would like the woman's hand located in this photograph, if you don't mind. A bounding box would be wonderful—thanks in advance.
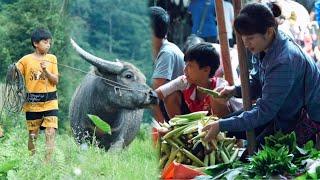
[202,121,220,142]
[215,85,236,98]
[209,96,230,117]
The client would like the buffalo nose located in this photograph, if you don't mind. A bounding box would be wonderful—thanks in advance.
[149,90,159,105]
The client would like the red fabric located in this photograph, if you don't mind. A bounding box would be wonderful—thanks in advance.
[183,77,217,112]
[294,109,320,145]
[161,161,203,179]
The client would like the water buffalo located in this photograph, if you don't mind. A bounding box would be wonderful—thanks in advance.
[69,39,158,150]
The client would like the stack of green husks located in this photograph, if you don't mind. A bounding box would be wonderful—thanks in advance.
[153,111,240,170]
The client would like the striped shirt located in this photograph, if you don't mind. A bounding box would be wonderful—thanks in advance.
[219,31,320,132]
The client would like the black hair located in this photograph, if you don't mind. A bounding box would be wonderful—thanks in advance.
[31,28,52,48]
[149,6,169,39]
[184,42,220,77]
[234,2,281,35]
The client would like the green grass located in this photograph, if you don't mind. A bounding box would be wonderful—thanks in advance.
[0,117,159,180]
[0,84,3,109]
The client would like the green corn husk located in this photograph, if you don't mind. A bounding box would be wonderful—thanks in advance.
[175,111,208,120]
[197,86,221,98]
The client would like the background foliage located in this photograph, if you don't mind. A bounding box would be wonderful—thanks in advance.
[0,1,158,178]
[0,0,154,129]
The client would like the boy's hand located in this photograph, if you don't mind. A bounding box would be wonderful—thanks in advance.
[202,121,220,142]
[40,61,48,71]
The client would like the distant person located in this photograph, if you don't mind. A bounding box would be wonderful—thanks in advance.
[182,34,204,54]
[315,0,320,26]
[188,0,218,43]
[16,28,59,161]
[149,6,185,122]
[223,0,235,47]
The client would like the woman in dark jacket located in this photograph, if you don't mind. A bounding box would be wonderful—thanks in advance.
[203,2,320,145]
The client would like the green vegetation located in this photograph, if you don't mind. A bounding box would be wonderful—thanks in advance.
[201,132,320,179]
[0,0,153,126]
[88,114,112,135]
[0,114,159,180]
[0,1,157,178]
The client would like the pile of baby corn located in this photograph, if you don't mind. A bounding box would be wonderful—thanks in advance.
[153,111,240,170]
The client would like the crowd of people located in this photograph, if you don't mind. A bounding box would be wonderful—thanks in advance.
[151,0,320,147]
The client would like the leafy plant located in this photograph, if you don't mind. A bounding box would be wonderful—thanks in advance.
[202,162,246,179]
[87,114,111,135]
[0,159,19,177]
[264,131,297,153]
[247,146,298,178]
[0,113,158,180]
[301,141,320,159]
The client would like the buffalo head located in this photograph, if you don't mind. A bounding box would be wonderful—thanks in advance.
[69,39,157,150]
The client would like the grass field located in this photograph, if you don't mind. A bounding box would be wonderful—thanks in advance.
[0,117,159,180]
[0,84,3,110]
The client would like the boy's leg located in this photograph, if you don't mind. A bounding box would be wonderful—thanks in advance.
[45,127,56,161]
[210,98,231,118]
[164,91,183,119]
[41,112,58,161]
[28,129,39,155]
[26,112,43,155]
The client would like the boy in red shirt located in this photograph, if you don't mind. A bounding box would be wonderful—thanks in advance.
[156,42,232,118]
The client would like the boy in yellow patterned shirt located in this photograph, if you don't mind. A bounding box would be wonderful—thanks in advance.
[16,28,59,161]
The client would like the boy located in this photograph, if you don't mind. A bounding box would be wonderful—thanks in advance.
[16,28,59,161]
[0,125,3,138]
[156,42,231,117]
[150,6,185,122]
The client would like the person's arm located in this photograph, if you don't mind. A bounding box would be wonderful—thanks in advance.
[155,76,188,99]
[152,50,177,122]
[41,59,59,85]
[219,61,295,132]
[210,78,231,117]
[153,76,188,121]
[203,61,295,141]
[15,61,25,76]
[152,78,167,123]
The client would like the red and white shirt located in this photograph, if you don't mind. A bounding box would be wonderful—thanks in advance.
[158,75,228,112]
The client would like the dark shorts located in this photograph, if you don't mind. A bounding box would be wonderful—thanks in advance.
[26,110,58,131]
[159,94,190,122]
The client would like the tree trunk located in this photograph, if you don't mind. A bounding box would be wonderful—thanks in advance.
[233,0,256,155]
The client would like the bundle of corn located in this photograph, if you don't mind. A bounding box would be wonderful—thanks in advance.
[153,111,240,170]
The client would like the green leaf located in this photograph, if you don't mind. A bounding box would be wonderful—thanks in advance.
[303,141,315,151]
[224,167,243,180]
[203,163,231,177]
[0,160,19,173]
[87,114,111,135]
[296,146,308,155]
